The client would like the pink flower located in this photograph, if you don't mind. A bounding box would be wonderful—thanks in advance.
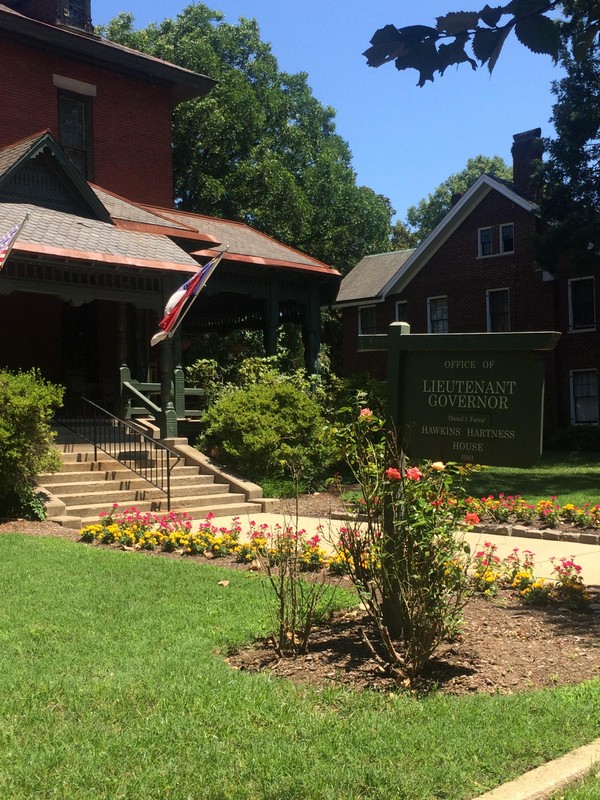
[465,512,480,525]
[359,407,373,419]
[405,466,423,481]
[385,467,401,481]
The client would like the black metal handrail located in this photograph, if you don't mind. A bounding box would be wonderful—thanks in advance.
[58,397,181,511]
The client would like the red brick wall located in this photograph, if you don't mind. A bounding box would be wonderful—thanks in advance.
[0,293,63,382]
[0,38,175,206]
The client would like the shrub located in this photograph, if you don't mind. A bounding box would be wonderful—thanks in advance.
[200,380,336,484]
[334,406,474,684]
[0,369,63,518]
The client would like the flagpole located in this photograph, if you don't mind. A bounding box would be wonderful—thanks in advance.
[164,248,227,340]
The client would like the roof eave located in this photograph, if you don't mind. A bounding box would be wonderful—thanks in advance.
[0,6,216,105]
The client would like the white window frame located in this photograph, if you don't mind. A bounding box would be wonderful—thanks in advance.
[568,276,596,332]
[395,300,408,323]
[499,223,514,254]
[478,227,493,257]
[486,288,510,332]
[427,295,448,333]
[357,305,377,336]
[570,369,599,425]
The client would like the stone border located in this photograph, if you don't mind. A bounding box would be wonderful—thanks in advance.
[330,512,600,545]
[471,737,600,800]
[470,522,600,546]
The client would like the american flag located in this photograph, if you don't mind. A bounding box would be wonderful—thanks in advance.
[150,250,225,346]
[0,216,28,271]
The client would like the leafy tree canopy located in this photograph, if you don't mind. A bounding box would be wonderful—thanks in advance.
[537,39,600,268]
[364,0,600,86]
[400,155,512,243]
[101,5,393,273]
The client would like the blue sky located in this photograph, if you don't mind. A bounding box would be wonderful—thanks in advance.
[94,0,563,222]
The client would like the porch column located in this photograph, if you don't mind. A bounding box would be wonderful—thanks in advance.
[264,284,280,356]
[132,307,147,381]
[117,302,128,367]
[159,337,178,438]
[302,283,321,374]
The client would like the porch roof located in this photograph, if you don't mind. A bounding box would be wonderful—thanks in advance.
[1,202,201,273]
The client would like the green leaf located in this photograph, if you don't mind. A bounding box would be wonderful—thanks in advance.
[514,14,561,58]
[506,0,552,15]
[436,11,481,34]
[486,23,512,72]
[479,4,505,27]
[363,24,404,67]
[472,26,506,63]
[437,35,478,73]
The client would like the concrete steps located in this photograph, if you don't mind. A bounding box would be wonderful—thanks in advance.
[39,425,269,528]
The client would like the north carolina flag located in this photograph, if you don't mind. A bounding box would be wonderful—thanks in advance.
[0,215,28,271]
[150,251,224,347]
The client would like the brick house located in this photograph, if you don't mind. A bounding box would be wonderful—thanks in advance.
[0,0,340,433]
[336,129,599,433]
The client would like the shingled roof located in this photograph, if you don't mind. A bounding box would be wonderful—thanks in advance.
[144,206,339,276]
[0,131,340,280]
[335,249,415,305]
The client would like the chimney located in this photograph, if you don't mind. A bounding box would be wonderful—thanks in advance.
[511,128,543,201]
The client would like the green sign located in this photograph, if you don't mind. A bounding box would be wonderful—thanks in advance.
[360,324,560,468]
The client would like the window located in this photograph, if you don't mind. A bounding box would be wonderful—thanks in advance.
[570,370,599,424]
[59,0,92,31]
[358,305,377,336]
[500,223,514,254]
[395,300,409,324]
[427,296,448,333]
[58,91,93,178]
[478,227,493,257]
[569,277,595,331]
[486,288,510,332]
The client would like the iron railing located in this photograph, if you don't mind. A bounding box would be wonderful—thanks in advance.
[58,397,181,510]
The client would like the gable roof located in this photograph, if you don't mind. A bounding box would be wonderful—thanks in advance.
[0,130,111,221]
[335,174,538,306]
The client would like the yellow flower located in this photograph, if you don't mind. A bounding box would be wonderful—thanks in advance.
[431,461,446,471]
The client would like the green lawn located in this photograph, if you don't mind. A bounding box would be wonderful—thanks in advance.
[463,450,600,507]
[551,769,600,799]
[1,534,600,799]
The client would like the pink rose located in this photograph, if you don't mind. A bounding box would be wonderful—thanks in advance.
[406,466,423,481]
[385,467,401,481]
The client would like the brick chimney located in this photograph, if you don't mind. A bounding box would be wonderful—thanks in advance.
[511,128,543,201]
[3,0,94,33]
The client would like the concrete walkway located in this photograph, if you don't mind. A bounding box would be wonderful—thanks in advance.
[205,510,600,587]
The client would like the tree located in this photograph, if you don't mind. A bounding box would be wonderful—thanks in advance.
[101,6,393,273]
[537,40,600,269]
[390,220,420,250]
[401,155,512,243]
[363,0,600,86]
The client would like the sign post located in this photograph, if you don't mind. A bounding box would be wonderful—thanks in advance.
[360,323,560,468]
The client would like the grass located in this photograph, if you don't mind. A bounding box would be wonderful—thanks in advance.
[1,534,600,799]
[463,450,600,507]
[550,769,600,799]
